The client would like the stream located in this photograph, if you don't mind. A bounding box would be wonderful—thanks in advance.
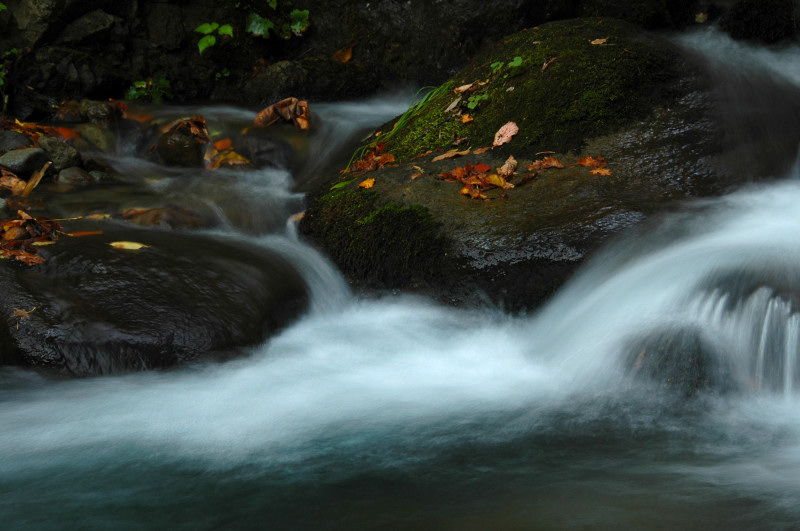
[3,28,800,529]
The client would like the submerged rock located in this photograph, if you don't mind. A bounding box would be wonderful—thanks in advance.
[0,147,48,178]
[38,136,82,171]
[625,327,739,397]
[0,227,309,376]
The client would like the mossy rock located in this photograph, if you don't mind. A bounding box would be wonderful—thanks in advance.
[302,17,800,310]
[375,17,683,163]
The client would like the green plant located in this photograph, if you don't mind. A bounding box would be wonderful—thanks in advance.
[466,93,488,110]
[125,77,174,103]
[344,85,450,172]
[246,7,309,39]
[215,68,231,80]
[194,22,234,54]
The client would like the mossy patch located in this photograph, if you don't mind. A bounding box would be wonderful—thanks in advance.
[369,18,682,163]
[300,187,451,289]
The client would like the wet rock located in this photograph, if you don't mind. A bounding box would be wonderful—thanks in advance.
[88,170,112,183]
[122,207,206,230]
[0,227,309,376]
[0,197,7,214]
[625,327,739,397]
[0,147,48,178]
[75,124,116,153]
[157,126,207,167]
[233,133,294,170]
[721,0,798,43]
[579,0,697,28]
[38,136,82,171]
[55,166,94,185]
[79,99,119,125]
[0,131,33,155]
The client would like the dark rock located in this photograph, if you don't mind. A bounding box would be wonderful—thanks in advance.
[145,3,186,50]
[38,136,82,171]
[88,170,112,183]
[0,227,309,376]
[625,326,739,397]
[580,0,697,28]
[722,0,798,43]
[57,9,120,44]
[157,127,207,167]
[0,147,48,178]
[0,131,33,155]
[55,166,94,185]
[0,197,7,213]
[79,99,119,125]
[233,132,294,170]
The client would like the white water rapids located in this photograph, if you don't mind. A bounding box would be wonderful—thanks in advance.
[2,28,800,528]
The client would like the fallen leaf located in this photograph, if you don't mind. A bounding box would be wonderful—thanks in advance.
[485,173,514,189]
[254,97,311,130]
[542,57,558,71]
[591,167,612,175]
[473,147,491,155]
[528,156,564,170]
[11,307,36,320]
[591,38,608,45]
[109,241,150,250]
[0,170,26,196]
[411,172,423,180]
[31,240,56,246]
[492,121,519,147]
[415,150,433,158]
[358,178,375,189]
[461,114,474,124]
[577,155,606,168]
[497,155,518,177]
[213,138,233,150]
[21,161,51,197]
[332,45,353,63]
[84,213,111,220]
[695,12,708,23]
[444,96,462,113]
[65,230,104,237]
[454,83,474,94]
[473,162,492,173]
[432,149,471,162]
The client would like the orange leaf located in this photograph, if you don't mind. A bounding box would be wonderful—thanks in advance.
[474,147,491,155]
[332,45,353,63]
[473,162,492,174]
[213,138,233,150]
[591,38,608,45]
[66,230,104,237]
[51,127,80,140]
[432,149,470,162]
[255,97,311,130]
[528,156,564,170]
[411,172,423,180]
[461,114,474,124]
[591,167,612,175]
[358,178,375,189]
[492,121,518,147]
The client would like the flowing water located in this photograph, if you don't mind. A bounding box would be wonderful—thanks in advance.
[3,30,800,529]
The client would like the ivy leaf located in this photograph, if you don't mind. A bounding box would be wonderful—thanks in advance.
[197,35,216,54]
[247,13,275,37]
[289,9,310,36]
[195,22,219,35]
[508,56,523,67]
[218,24,234,38]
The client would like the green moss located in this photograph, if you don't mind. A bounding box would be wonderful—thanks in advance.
[375,18,681,162]
[300,188,451,289]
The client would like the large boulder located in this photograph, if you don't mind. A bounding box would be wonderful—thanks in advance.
[0,226,309,376]
[300,17,800,310]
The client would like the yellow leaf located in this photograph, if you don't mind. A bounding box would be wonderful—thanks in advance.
[591,38,608,45]
[109,241,150,250]
[358,178,375,189]
[591,167,612,175]
[11,307,36,319]
[85,213,111,220]
[454,83,474,94]
[31,241,56,246]
[461,114,474,123]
